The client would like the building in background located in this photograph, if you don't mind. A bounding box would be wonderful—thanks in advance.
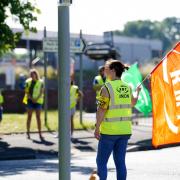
[0,29,162,113]
[0,28,162,69]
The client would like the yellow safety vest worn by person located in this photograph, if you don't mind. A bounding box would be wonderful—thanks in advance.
[93,75,105,97]
[0,93,4,104]
[23,78,44,105]
[70,85,79,109]
[100,80,132,135]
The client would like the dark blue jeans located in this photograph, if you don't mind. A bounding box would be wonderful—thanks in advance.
[96,134,130,180]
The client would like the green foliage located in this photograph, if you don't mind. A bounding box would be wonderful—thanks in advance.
[161,17,180,42]
[123,20,155,39]
[0,0,40,56]
[114,17,180,52]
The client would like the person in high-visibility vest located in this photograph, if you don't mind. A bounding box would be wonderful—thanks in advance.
[0,90,4,122]
[94,59,141,180]
[70,80,83,136]
[23,69,44,140]
[93,66,106,99]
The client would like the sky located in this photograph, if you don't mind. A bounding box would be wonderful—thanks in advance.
[12,0,180,35]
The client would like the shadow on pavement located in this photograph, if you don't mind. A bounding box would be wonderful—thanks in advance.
[129,138,180,152]
[71,165,93,175]
[133,139,154,151]
[71,138,89,145]
[0,140,10,150]
[71,137,95,152]
[0,138,57,160]
[0,146,36,160]
[156,142,180,150]
[32,138,54,146]
[0,159,58,176]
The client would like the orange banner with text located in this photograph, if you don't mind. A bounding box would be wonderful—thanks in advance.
[151,42,180,147]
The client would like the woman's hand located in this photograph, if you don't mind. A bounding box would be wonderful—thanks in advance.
[94,127,100,140]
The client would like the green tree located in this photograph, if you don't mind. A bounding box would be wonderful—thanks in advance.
[161,17,180,42]
[114,17,180,52]
[0,0,40,56]
[123,20,155,39]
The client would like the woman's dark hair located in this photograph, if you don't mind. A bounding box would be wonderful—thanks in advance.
[107,59,128,78]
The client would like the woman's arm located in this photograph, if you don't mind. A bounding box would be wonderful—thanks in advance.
[94,86,109,140]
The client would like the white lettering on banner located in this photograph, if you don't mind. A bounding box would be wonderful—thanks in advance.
[163,57,168,83]
[170,70,180,85]
[174,90,180,107]
[170,70,180,118]
[162,56,180,133]
[170,70,180,111]
[164,102,178,134]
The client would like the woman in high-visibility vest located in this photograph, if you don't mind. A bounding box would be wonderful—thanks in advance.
[55,79,83,138]
[23,69,44,140]
[93,66,106,99]
[70,80,83,136]
[94,59,141,180]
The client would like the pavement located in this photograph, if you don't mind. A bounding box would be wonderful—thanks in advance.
[0,115,153,161]
[1,145,180,180]
[1,115,180,179]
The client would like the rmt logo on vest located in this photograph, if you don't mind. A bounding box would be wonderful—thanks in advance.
[116,85,129,98]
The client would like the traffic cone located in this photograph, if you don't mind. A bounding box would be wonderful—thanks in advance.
[89,170,99,180]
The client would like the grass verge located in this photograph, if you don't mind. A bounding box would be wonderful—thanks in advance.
[0,110,95,134]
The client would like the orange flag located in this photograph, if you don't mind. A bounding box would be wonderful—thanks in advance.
[151,41,180,147]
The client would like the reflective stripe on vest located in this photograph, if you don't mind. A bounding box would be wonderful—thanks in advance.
[100,80,132,135]
[104,117,130,122]
[108,104,131,109]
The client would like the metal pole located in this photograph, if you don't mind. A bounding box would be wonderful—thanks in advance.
[26,40,31,68]
[79,30,83,124]
[44,27,48,126]
[111,31,114,47]
[58,3,71,180]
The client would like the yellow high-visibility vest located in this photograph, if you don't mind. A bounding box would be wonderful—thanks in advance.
[100,80,132,135]
[23,78,44,105]
[0,94,4,104]
[70,85,79,109]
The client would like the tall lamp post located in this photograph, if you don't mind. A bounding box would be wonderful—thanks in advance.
[58,0,72,180]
